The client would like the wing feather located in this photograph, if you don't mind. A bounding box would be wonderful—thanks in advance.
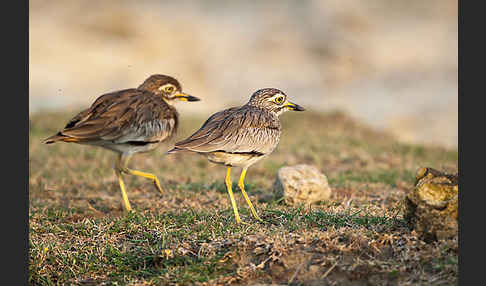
[54,89,178,144]
[174,106,281,154]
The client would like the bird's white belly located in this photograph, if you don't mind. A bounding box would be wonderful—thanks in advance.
[205,151,266,168]
[81,140,161,155]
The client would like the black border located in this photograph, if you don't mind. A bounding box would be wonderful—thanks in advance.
[457,0,462,282]
[7,0,29,284]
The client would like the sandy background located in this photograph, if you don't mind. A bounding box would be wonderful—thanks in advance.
[29,0,457,148]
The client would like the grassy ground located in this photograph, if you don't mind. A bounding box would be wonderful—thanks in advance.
[29,110,458,285]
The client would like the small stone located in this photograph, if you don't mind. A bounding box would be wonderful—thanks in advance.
[273,164,332,206]
[404,167,458,242]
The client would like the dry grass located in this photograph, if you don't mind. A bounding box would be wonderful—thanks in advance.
[29,110,458,285]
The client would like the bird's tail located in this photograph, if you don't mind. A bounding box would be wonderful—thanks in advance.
[43,132,79,144]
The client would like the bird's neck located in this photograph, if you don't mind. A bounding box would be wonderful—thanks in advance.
[244,104,281,119]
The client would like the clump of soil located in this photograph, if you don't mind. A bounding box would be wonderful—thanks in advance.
[404,167,458,242]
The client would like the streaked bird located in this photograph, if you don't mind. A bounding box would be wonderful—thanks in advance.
[43,74,200,212]
[167,88,304,224]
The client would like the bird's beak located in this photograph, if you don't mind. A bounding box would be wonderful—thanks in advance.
[285,101,305,111]
[174,93,200,102]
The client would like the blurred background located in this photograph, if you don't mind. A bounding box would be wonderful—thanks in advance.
[29,0,457,149]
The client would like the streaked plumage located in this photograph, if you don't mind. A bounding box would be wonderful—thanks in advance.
[44,88,178,153]
[168,88,304,223]
[44,74,200,211]
[172,105,281,167]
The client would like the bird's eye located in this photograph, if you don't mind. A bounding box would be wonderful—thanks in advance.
[275,96,284,104]
[164,85,174,93]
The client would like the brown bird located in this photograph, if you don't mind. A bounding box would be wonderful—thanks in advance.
[44,74,200,211]
[167,88,304,224]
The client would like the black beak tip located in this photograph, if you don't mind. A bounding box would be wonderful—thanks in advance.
[294,104,305,111]
[187,96,201,102]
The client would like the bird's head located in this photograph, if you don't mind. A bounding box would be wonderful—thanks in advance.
[246,88,305,116]
[138,74,200,104]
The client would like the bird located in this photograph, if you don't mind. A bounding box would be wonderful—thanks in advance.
[167,88,304,224]
[43,74,200,212]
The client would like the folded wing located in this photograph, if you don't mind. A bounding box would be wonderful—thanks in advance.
[173,106,281,155]
[44,89,177,144]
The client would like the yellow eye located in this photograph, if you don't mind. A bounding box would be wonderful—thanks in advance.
[275,96,284,104]
[165,86,174,93]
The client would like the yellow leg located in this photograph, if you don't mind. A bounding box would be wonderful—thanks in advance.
[238,168,264,222]
[115,168,132,212]
[125,169,163,194]
[225,166,243,224]
[119,154,163,194]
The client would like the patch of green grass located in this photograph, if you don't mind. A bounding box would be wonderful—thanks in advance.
[329,169,415,188]
[30,205,412,284]
[30,209,239,285]
[263,207,406,232]
[29,111,458,285]
[391,142,458,162]
[170,180,261,195]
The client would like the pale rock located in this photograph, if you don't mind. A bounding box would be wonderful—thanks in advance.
[273,164,332,206]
